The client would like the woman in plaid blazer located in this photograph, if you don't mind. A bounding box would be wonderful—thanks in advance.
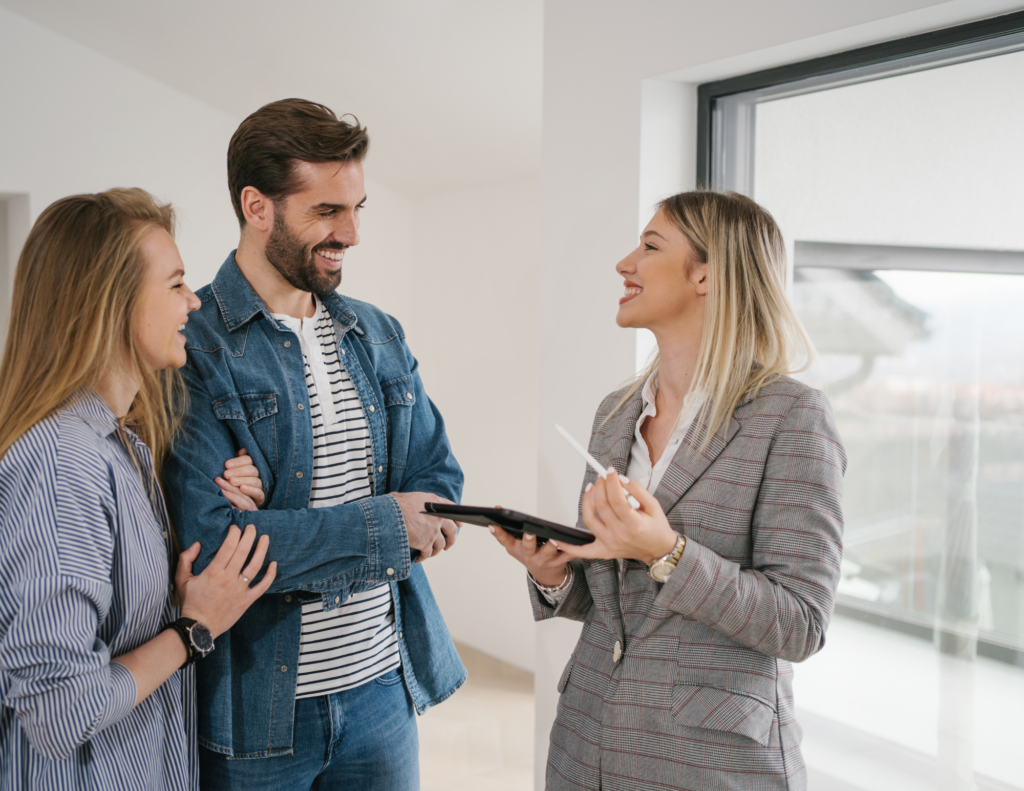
[493,190,846,790]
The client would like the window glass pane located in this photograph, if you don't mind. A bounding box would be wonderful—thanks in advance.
[749,43,1024,791]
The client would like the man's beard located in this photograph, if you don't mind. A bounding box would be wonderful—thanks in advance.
[264,208,344,294]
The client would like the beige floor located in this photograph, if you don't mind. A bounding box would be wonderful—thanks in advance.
[418,642,534,791]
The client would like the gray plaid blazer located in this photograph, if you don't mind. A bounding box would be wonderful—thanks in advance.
[531,376,846,791]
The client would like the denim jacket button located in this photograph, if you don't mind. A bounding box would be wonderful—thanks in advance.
[368,405,375,413]
[340,349,346,355]
[386,568,395,576]
[296,471,303,479]
[280,665,287,673]
[297,403,304,411]
[377,465,383,473]
[283,341,291,348]
[406,392,413,399]
[285,595,292,603]
[334,596,340,603]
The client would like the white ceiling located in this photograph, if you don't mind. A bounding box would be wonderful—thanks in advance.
[1,0,543,197]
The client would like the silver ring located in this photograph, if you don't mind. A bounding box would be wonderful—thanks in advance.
[241,575,250,583]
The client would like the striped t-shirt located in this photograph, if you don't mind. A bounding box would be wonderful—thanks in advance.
[272,297,400,699]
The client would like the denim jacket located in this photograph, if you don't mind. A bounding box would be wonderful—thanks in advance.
[162,253,466,758]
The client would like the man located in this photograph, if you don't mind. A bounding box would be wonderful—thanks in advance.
[163,98,465,790]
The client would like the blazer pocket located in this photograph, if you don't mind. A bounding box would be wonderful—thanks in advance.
[556,654,576,694]
[211,392,279,477]
[670,684,775,746]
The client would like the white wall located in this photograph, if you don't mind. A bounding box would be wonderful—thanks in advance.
[0,7,237,288]
[409,177,542,672]
[0,6,415,315]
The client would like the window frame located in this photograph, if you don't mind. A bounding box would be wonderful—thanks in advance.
[696,9,1024,191]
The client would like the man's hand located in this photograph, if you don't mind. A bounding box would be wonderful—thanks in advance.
[391,492,459,562]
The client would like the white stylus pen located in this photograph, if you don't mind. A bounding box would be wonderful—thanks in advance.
[553,423,642,510]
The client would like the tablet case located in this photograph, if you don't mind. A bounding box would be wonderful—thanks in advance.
[422,503,595,545]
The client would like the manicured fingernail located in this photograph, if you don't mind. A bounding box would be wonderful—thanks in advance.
[551,541,560,549]
[489,526,495,534]
[585,483,593,492]
[620,475,630,483]
[524,533,535,540]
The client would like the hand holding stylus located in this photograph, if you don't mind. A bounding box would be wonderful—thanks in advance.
[553,423,642,509]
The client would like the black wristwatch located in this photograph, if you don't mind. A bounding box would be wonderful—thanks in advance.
[165,617,215,668]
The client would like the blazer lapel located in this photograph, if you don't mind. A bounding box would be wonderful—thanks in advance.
[652,397,745,517]
[587,388,645,643]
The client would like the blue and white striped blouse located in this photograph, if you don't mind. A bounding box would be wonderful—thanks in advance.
[0,391,197,791]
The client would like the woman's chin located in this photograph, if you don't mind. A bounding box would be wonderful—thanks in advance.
[615,306,640,329]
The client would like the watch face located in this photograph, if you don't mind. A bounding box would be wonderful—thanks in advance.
[189,623,215,654]
[650,561,672,583]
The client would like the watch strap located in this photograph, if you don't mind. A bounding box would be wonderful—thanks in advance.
[668,534,686,563]
[648,534,686,582]
[164,617,198,669]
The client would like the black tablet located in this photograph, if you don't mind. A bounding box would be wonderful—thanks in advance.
[422,503,595,546]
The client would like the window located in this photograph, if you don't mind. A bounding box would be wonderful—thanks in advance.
[700,12,1024,790]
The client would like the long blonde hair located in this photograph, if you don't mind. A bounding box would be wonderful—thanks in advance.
[0,188,186,473]
[618,190,813,449]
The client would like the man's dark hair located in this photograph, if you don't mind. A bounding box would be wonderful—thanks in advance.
[227,98,370,226]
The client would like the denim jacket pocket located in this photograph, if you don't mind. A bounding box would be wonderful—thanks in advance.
[211,392,280,477]
[670,684,776,746]
[381,376,415,471]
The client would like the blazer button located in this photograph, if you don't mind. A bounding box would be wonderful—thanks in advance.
[613,641,622,663]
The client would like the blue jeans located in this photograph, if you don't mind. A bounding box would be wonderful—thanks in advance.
[198,669,419,790]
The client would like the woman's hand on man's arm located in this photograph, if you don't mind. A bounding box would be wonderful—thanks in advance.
[215,449,265,511]
[113,524,276,706]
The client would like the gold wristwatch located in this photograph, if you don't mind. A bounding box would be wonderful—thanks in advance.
[648,534,686,583]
